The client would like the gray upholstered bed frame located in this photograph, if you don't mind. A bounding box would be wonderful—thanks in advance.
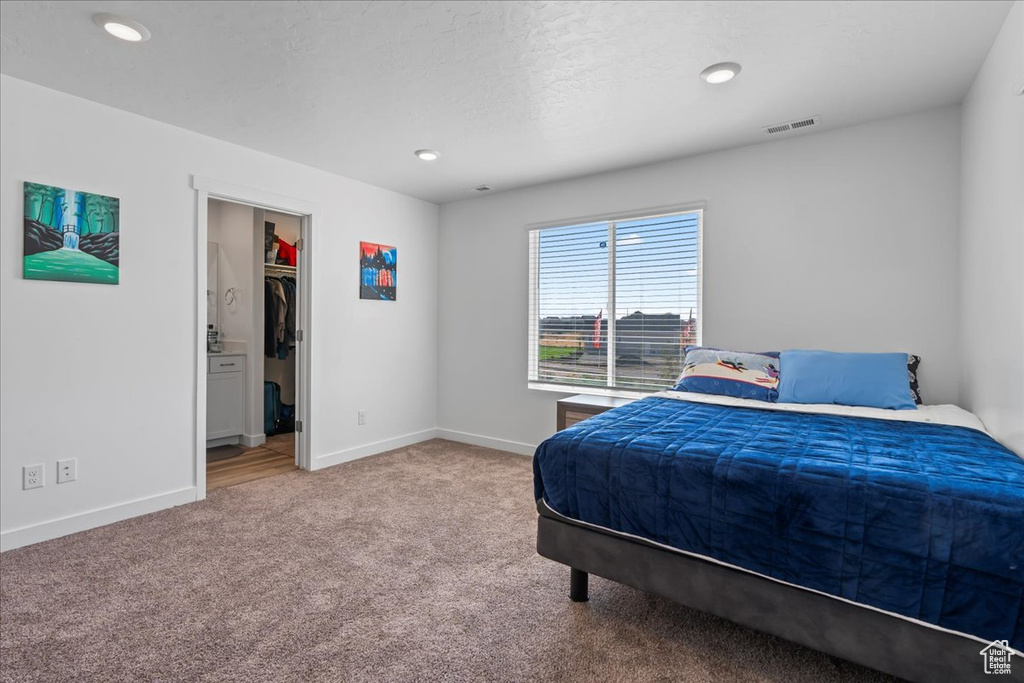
[536,500,996,683]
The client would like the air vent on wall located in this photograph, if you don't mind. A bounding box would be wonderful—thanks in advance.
[763,115,820,136]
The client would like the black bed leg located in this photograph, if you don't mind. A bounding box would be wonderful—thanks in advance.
[569,568,589,602]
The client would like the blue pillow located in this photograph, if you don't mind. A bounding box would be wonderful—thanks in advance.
[673,347,780,402]
[777,350,917,410]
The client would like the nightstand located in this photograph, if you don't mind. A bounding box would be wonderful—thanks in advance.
[556,394,635,431]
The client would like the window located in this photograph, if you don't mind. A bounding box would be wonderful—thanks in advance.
[528,208,702,393]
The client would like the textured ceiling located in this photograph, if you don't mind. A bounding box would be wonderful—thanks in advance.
[0,1,1012,203]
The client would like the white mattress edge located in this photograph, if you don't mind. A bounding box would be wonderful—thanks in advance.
[651,390,990,435]
[538,499,1018,655]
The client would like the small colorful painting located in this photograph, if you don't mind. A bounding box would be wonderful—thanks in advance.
[24,182,120,285]
[360,241,397,301]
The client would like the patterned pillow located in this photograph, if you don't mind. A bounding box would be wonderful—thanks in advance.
[908,354,923,405]
[673,347,781,402]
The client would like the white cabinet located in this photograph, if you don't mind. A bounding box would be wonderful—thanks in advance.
[207,354,245,441]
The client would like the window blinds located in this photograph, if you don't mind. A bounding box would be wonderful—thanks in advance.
[528,209,702,393]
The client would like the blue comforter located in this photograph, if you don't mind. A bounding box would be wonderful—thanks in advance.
[534,396,1024,649]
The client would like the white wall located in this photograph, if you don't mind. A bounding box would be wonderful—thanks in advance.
[0,76,439,549]
[959,2,1024,455]
[208,199,255,347]
[437,107,964,451]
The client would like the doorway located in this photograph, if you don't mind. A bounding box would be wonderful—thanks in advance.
[193,176,315,499]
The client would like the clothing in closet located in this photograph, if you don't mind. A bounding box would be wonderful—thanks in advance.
[264,275,297,359]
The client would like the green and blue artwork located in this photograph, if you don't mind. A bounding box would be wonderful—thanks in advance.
[23,181,120,285]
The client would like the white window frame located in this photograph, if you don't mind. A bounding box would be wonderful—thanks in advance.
[528,203,705,397]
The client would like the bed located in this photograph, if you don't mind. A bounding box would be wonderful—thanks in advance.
[534,392,1024,682]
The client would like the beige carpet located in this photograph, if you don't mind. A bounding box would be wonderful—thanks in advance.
[0,439,892,682]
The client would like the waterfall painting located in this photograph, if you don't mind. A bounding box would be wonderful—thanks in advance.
[359,241,397,301]
[23,182,120,285]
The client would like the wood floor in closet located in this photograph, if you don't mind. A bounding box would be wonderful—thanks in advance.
[206,434,297,491]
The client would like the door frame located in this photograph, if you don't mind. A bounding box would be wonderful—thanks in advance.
[192,175,317,499]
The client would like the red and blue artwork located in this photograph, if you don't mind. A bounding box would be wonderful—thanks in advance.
[360,241,396,301]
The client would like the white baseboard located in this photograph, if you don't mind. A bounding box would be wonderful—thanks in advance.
[313,428,440,470]
[0,487,197,552]
[241,433,266,447]
[1,428,532,552]
[206,435,240,448]
[435,428,537,456]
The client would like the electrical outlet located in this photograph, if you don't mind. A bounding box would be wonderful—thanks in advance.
[23,464,44,490]
[57,458,77,484]
[357,410,367,426]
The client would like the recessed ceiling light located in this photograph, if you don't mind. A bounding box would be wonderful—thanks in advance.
[93,13,151,42]
[414,149,440,161]
[700,62,741,84]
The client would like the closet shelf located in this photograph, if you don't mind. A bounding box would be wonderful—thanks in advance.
[265,263,296,274]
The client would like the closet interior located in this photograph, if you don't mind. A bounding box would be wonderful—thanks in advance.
[205,199,303,490]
